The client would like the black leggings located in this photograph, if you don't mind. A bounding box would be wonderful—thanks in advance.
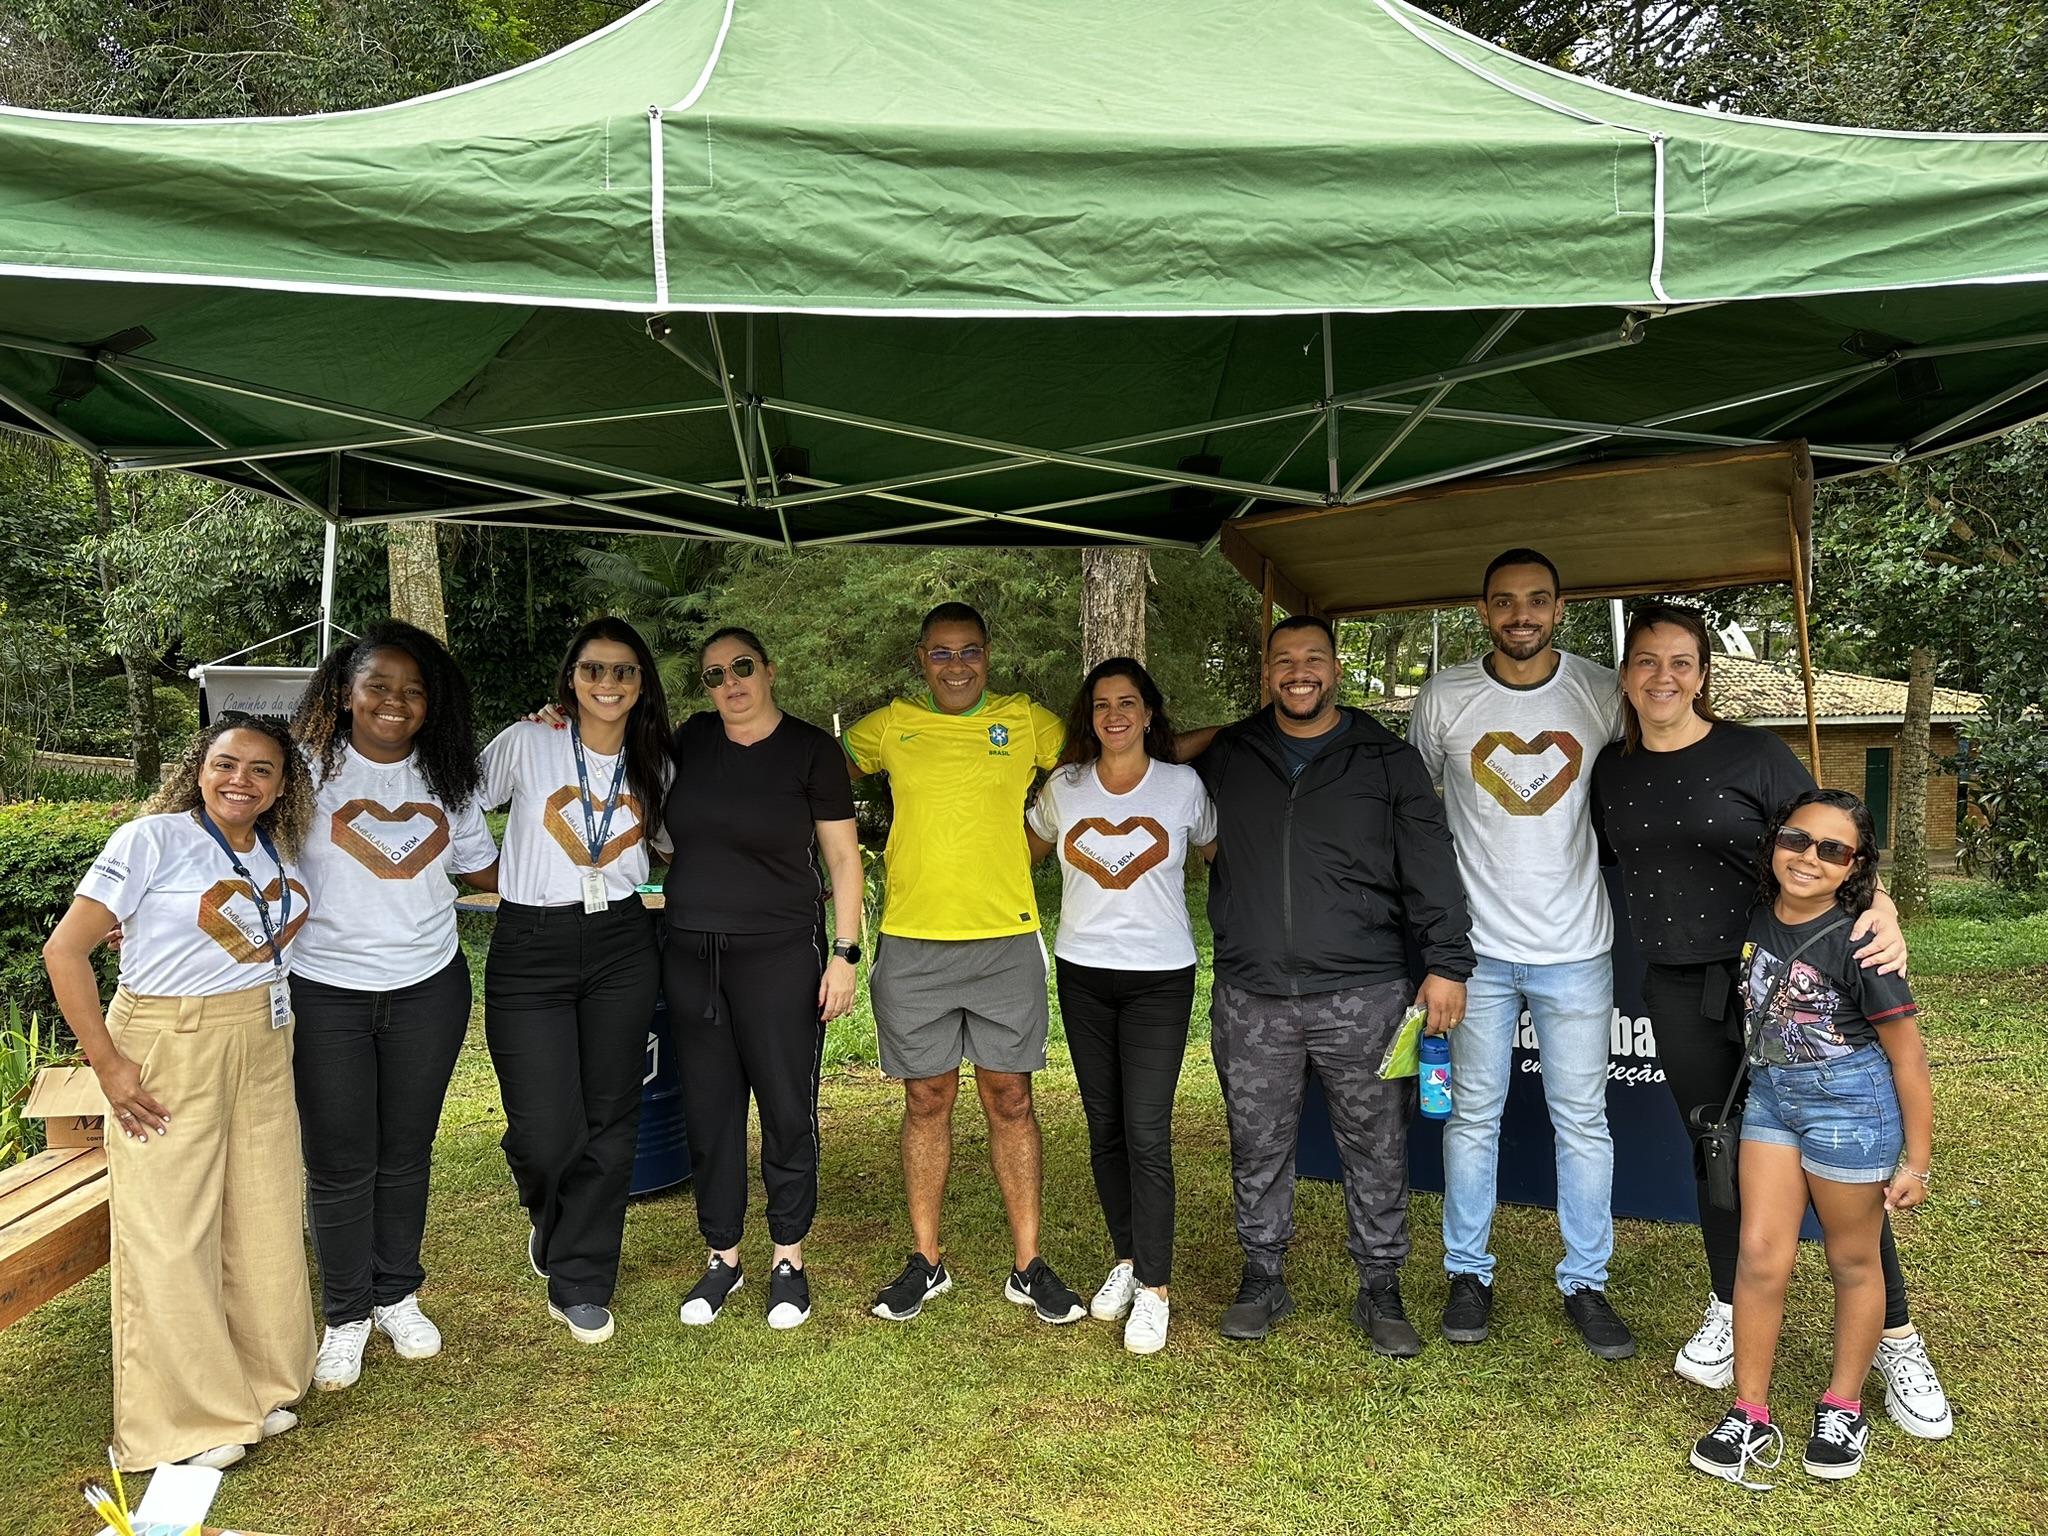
[1642,961,1910,1329]
[662,924,827,1250]
[1056,959,1196,1289]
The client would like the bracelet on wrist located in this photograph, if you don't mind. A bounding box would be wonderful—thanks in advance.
[1899,1165,1931,1186]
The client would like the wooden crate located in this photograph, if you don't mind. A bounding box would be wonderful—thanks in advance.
[0,1144,111,1329]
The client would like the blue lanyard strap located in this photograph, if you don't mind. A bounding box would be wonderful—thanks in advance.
[570,721,628,867]
[196,808,291,970]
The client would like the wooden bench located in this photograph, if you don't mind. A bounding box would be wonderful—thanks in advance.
[0,1144,111,1329]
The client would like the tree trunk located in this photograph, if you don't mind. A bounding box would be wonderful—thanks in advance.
[387,522,449,641]
[88,462,160,785]
[1080,547,1149,671]
[1380,618,1405,703]
[1891,645,1935,922]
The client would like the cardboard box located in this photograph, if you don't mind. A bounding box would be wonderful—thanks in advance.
[23,1066,107,1149]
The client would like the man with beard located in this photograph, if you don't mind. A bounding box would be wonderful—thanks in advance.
[1191,614,1473,1354]
[1408,548,1636,1359]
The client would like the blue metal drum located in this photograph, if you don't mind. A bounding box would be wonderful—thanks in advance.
[631,987,692,1196]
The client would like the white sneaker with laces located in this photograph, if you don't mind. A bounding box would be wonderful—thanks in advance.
[1675,1293,1735,1389]
[1875,1330,1954,1439]
[1091,1261,1137,1322]
[1124,1288,1170,1355]
[373,1293,444,1360]
[261,1407,299,1439]
[313,1318,373,1391]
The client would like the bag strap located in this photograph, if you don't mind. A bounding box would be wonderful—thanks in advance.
[1709,913,1854,1126]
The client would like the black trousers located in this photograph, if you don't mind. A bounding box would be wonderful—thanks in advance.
[290,953,471,1326]
[1642,960,1910,1329]
[485,897,659,1308]
[663,923,827,1250]
[1056,958,1197,1288]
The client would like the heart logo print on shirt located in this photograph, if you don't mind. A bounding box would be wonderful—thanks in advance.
[330,799,450,879]
[542,784,645,868]
[1062,816,1170,890]
[198,876,310,963]
[1470,730,1584,817]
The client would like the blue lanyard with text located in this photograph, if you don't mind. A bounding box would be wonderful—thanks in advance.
[570,720,628,866]
[195,808,291,971]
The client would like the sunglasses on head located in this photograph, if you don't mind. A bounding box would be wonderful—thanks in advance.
[701,655,759,689]
[575,661,641,685]
[1774,826,1859,867]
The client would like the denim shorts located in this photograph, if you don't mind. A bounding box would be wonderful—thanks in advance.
[1741,1043,1902,1184]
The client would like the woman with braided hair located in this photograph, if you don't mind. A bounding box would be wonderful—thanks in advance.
[288,620,499,1391]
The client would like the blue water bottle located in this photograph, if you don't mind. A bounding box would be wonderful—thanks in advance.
[1418,1034,1452,1120]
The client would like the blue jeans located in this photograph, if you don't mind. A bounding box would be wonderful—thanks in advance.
[1441,954,1615,1293]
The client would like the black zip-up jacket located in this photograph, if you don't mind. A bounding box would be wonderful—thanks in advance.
[1195,706,1475,996]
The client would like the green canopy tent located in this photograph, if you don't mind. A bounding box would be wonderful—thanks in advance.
[3,0,2048,555]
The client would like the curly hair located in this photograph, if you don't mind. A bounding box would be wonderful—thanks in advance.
[1756,788,1881,916]
[148,715,315,859]
[292,619,484,810]
[1057,657,1176,777]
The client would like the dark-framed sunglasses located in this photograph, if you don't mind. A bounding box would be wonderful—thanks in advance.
[575,661,641,685]
[701,656,760,689]
[1774,826,1858,868]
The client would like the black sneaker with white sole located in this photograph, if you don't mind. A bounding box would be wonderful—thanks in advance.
[767,1259,812,1330]
[872,1252,952,1321]
[1690,1409,1784,1487]
[679,1255,744,1326]
[547,1301,615,1345]
[1005,1257,1085,1324]
[1802,1403,1871,1479]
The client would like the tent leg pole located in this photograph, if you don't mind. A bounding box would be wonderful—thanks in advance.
[1786,504,1822,785]
[319,518,337,661]
[1610,597,1626,667]
[1260,560,1275,706]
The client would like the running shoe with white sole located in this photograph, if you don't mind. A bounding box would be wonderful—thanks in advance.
[1006,1257,1085,1324]
[261,1407,298,1439]
[1690,1409,1784,1488]
[872,1252,952,1322]
[1675,1293,1735,1389]
[1874,1330,1954,1439]
[183,1443,246,1471]
[679,1256,744,1326]
[767,1259,812,1330]
[1124,1288,1170,1355]
[313,1317,372,1392]
[1091,1261,1137,1322]
[548,1301,615,1344]
[1802,1403,1871,1479]
[373,1293,443,1359]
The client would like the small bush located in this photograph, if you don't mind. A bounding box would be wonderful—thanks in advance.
[0,800,135,1016]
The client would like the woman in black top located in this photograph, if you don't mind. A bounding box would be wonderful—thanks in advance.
[663,626,863,1331]
[1591,605,1950,1439]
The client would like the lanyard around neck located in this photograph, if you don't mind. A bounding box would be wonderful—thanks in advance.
[195,808,290,970]
[570,720,629,865]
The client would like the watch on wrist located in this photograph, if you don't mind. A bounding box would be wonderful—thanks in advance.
[832,938,862,966]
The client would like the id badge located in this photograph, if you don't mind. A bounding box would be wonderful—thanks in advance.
[269,976,293,1030]
[580,869,610,914]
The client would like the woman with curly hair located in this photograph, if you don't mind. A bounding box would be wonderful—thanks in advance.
[288,620,499,1391]
[43,715,319,1472]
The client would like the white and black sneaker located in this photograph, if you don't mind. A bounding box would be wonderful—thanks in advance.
[1690,1409,1784,1489]
[528,1224,547,1281]
[1675,1293,1735,1389]
[1090,1261,1137,1322]
[1005,1257,1085,1324]
[1874,1330,1953,1440]
[872,1252,952,1322]
[1803,1403,1872,1479]
[679,1255,744,1326]
[767,1259,812,1331]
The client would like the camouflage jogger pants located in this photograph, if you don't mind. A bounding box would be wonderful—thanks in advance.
[1210,977,1416,1280]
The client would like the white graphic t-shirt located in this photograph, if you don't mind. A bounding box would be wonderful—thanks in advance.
[290,743,499,989]
[1026,758,1217,970]
[77,811,310,998]
[1409,651,1622,964]
[482,721,669,907]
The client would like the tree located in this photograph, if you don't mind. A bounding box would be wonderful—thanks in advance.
[86,464,159,784]
[386,524,450,642]
[1079,549,1149,670]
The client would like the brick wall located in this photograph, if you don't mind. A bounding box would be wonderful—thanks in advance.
[1761,723,1963,851]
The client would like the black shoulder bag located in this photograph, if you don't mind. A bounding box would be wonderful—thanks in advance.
[1687,915,1851,1212]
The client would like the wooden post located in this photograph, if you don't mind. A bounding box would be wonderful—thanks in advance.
[1786,504,1823,786]
[1259,559,1275,705]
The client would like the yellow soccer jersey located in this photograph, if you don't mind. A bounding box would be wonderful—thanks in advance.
[844,691,1065,939]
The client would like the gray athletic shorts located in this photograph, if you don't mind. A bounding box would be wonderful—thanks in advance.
[870,932,1050,1080]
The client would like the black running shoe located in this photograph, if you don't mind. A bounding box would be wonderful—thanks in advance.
[1005,1256,1085,1324]
[678,1255,744,1326]
[767,1259,812,1331]
[1563,1286,1638,1360]
[1690,1409,1784,1487]
[1441,1272,1493,1344]
[872,1252,952,1322]
[1802,1403,1871,1480]
[1353,1272,1424,1358]
[1220,1268,1294,1341]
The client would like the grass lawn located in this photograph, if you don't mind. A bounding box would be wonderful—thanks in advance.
[3,877,2044,1534]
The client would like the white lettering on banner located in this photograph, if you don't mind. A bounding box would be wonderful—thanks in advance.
[643,1029,660,1088]
[1513,1008,1666,1087]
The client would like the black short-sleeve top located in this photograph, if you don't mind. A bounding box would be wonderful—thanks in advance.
[661,710,858,934]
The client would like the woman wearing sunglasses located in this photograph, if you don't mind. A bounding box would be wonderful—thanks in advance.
[662,627,862,1330]
[480,617,672,1345]
[1589,604,1949,1439]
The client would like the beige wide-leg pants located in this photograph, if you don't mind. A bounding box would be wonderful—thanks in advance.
[105,984,316,1471]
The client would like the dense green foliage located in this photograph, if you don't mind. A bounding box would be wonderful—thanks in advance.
[0,799,130,1015]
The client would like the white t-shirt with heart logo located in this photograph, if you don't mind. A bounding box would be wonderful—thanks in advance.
[78,811,311,998]
[290,743,500,989]
[1026,758,1217,970]
[482,720,670,908]
[1409,650,1623,964]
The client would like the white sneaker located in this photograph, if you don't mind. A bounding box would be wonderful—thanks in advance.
[183,1443,246,1471]
[1875,1330,1954,1439]
[313,1318,372,1391]
[1090,1261,1137,1322]
[1124,1288,1170,1355]
[373,1293,444,1360]
[1675,1293,1735,1389]
[260,1407,298,1439]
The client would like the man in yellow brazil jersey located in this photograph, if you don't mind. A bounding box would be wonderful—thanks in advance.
[845,602,1087,1325]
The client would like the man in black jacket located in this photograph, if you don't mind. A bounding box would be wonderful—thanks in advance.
[1192,614,1474,1355]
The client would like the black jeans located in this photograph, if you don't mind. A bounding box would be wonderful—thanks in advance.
[1642,960,1910,1329]
[291,953,471,1326]
[485,897,659,1308]
[663,923,828,1250]
[1056,959,1197,1288]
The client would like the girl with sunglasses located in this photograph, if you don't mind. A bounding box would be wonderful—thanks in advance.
[662,627,862,1330]
[480,617,672,1345]
[1690,788,1932,1484]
